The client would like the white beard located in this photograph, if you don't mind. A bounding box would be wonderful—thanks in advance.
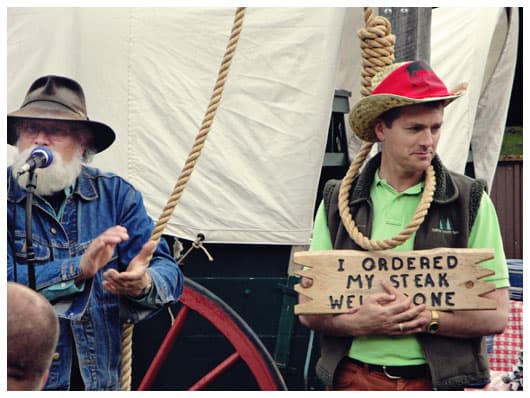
[12,147,83,196]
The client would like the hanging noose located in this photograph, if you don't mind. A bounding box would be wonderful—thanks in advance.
[120,7,247,390]
[337,7,436,251]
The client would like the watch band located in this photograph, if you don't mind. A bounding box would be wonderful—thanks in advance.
[427,310,440,334]
[431,310,439,322]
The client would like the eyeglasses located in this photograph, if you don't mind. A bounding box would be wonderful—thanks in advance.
[18,121,80,141]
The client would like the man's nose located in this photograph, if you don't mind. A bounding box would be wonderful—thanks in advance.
[33,131,51,146]
[419,130,434,146]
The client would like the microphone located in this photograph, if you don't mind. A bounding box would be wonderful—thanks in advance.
[17,146,54,176]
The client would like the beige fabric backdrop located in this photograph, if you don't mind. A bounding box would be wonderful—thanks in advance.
[7,7,345,244]
[7,7,516,244]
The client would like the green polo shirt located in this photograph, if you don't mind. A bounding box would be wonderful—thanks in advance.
[310,172,509,366]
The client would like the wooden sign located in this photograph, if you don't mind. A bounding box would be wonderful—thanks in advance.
[294,248,497,315]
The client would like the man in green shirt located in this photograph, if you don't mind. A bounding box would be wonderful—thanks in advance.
[297,60,510,390]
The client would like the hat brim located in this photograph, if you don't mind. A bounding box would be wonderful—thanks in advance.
[7,101,115,153]
[348,89,466,142]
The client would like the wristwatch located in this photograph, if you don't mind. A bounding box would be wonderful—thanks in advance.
[426,310,440,334]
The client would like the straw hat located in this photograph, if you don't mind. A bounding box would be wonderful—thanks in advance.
[349,60,467,142]
[7,75,116,153]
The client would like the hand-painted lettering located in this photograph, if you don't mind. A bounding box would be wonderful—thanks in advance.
[447,256,458,268]
[392,257,403,270]
[362,257,375,271]
[337,258,345,272]
[346,273,374,289]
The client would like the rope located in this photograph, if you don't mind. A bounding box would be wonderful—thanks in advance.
[120,7,247,390]
[178,234,215,264]
[358,7,396,97]
[337,7,436,251]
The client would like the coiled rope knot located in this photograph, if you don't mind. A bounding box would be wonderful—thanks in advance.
[337,7,436,251]
[357,10,396,97]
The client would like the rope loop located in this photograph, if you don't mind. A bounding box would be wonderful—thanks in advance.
[357,8,395,97]
[338,163,436,250]
[338,7,436,251]
[179,234,215,263]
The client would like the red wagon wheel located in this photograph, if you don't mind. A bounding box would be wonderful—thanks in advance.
[137,276,287,390]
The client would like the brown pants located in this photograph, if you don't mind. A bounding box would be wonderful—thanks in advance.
[330,358,433,391]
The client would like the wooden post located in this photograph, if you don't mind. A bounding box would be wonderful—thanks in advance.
[379,7,432,63]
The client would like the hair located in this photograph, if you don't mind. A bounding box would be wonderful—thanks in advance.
[378,100,445,128]
[75,124,97,163]
[7,282,60,390]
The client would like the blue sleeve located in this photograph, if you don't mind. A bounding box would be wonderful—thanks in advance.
[117,187,184,323]
[7,221,84,294]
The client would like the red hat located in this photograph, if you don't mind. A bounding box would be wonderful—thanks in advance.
[349,60,467,142]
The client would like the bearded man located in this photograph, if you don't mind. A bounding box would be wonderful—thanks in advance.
[7,75,183,390]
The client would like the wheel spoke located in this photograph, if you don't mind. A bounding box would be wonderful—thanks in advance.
[138,305,190,390]
[189,351,240,391]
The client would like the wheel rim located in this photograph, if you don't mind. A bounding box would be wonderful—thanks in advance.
[138,276,287,390]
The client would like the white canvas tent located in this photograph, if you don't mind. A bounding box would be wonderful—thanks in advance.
[6,7,518,245]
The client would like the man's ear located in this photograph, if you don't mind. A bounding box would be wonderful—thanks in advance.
[374,119,385,142]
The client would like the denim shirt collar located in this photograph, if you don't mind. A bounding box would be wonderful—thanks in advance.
[74,166,99,200]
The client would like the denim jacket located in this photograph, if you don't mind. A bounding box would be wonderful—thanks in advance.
[7,165,184,390]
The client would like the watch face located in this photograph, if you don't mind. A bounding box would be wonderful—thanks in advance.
[428,323,440,334]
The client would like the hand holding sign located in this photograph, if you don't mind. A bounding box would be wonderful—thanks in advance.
[294,248,496,315]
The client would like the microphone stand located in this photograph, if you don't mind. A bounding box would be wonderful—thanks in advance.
[24,169,38,290]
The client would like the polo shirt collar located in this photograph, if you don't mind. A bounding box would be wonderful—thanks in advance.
[373,170,424,196]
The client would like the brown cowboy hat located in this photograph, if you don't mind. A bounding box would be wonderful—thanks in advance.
[7,75,116,153]
[349,60,467,142]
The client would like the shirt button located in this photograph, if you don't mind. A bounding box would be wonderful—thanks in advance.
[53,352,60,360]
[50,227,57,234]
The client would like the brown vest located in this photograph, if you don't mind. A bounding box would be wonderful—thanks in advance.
[317,154,490,390]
